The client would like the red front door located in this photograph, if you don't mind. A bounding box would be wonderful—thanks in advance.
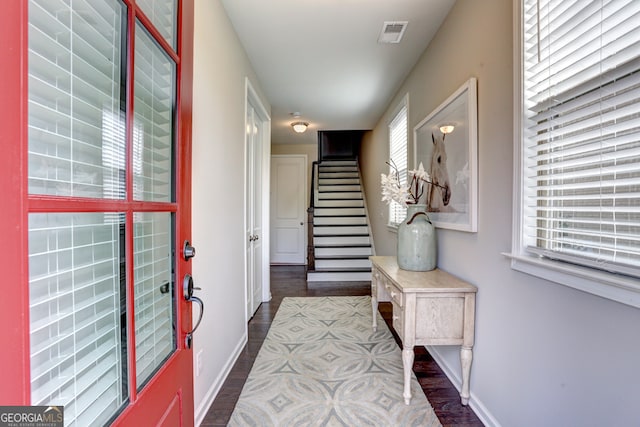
[0,1,195,425]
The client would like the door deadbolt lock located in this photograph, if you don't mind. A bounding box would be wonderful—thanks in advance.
[183,240,196,261]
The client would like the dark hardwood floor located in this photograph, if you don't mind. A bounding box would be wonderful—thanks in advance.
[201,265,483,426]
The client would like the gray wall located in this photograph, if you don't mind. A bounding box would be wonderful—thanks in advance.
[360,0,640,425]
[191,1,270,423]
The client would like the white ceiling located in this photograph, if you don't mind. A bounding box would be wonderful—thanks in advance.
[220,0,456,145]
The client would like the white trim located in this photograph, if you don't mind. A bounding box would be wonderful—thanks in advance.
[270,154,308,265]
[244,77,272,319]
[387,94,409,228]
[511,0,525,282]
[194,332,247,426]
[509,1,640,309]
[357,162,376,256]
[427,347,502,427]
[387,93,409,126]
[504,252,640,308]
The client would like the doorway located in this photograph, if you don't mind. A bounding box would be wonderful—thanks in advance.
[244,79,271,320]
[270,155,307,264]
[1,1,197,425]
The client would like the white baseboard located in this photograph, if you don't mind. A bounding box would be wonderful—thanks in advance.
[426,346,502,427]
[194,333,248,426]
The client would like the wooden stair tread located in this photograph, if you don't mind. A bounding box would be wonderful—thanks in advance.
[314,243,372,248]
[308,267,372,273]
[314,255,370,260]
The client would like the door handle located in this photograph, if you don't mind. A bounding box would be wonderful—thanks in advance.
[183,274,203,349]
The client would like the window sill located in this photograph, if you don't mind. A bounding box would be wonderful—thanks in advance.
[503,252,640,309]
[387,224,399,233]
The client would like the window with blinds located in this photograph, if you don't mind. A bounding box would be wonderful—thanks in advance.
[133,23,175,202]
[27,1,129,425]
[29,212,126,426]
[522,0,640,278]
[28,0,126,199]
[388,101,408,227]
[27,0,179,423]
[136,0,177,50]
[133,213,174,389]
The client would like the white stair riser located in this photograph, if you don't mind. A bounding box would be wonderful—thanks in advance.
[319,166,358,173]
[318,185,361,192]
[315,246,372,257]
[315,199,364,208]
[320,161,357,166]
[309,161,373,283]
[314,208,365,216]
[314,216,367,225]
[314,226,368,235]
[314,236,370,245]
[317,192,362,200]
[315,259,372,269]
[307,271,372,282]
[318,178,360,185]
[319,172,359,179]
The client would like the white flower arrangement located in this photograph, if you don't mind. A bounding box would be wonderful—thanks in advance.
[381,161,432,207]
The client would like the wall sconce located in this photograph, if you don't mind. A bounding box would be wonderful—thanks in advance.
[291,121,309,133]
[439,124,455,134]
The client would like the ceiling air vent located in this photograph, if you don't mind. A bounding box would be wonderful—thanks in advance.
[378,21,408,44]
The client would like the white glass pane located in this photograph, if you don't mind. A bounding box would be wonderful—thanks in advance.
[137,0,177,50]
[29,212,127,427]
[133,23,175,202]
[134,212,174,389]
[28,0,126,199]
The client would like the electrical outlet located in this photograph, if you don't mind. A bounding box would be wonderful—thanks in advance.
[196,349,203,377]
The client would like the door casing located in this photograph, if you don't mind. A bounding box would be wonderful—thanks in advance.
[244,78,271,321]
[270,155,307,264]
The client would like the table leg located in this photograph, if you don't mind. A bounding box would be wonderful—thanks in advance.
[402,347,414,405]
[371,292,378,331]
[460,345,473,405]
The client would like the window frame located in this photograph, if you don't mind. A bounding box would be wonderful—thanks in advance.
[387,94,409,230]
[509,0,640,309]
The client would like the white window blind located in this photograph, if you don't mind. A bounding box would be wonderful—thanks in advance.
[133,23,175,203]
[133,212,174,389]
[29,213,126,427]
[136,0,177,50]
[28,0,126,200]
[389,103,408,226]
[522,0,640,278]
[28,1,129,426]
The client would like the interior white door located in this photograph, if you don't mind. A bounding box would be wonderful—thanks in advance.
[245,104,263,318]
[270,155,307,264]
[250,113,263,316]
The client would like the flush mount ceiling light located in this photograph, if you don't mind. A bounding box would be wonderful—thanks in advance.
[378,21,408,44]
[291,121,309,133]
[439,124,455,134]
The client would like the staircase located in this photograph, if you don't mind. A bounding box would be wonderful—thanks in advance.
[307,160,373,282]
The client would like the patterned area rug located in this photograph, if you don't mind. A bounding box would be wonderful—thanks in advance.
[228,296,441,426]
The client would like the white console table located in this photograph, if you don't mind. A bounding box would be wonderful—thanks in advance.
[370,256,477,406]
